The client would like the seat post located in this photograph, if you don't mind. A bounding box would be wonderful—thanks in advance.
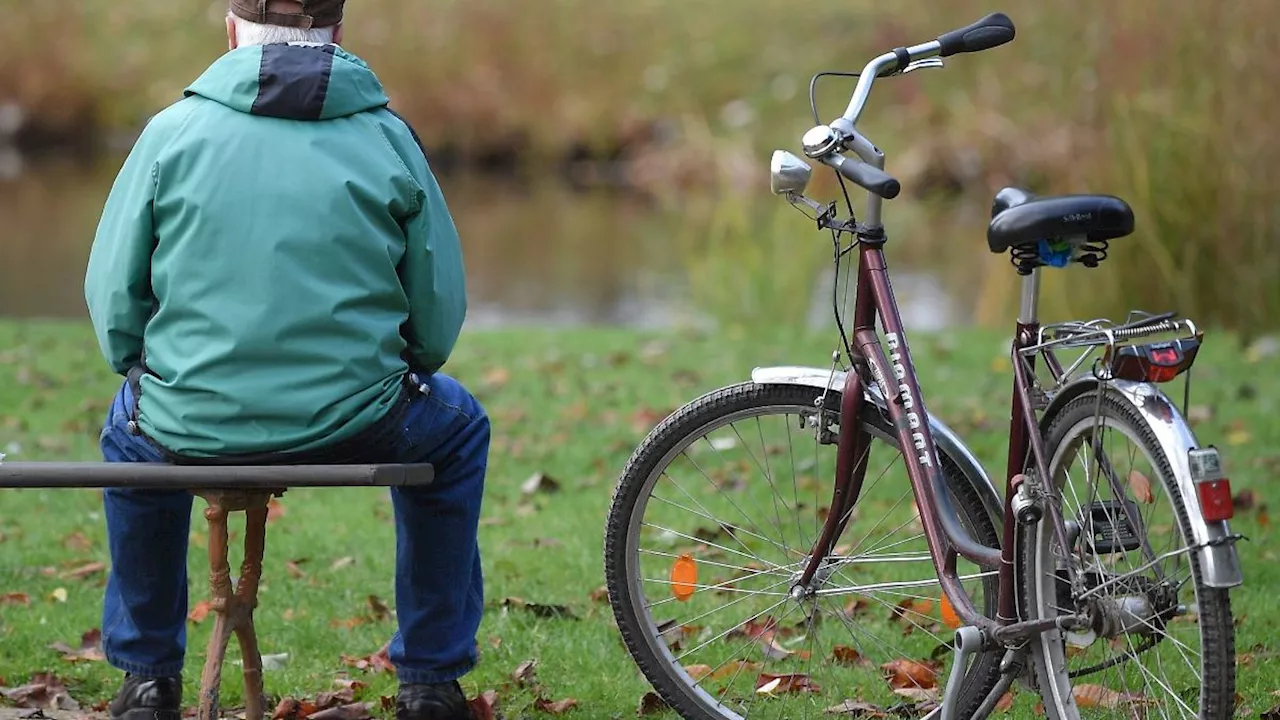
[1018,267,1041,325]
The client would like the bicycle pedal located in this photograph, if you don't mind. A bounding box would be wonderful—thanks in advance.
[1081,500,1142,554]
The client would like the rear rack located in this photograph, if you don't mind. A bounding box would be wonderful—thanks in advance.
[1020,311,1201,388]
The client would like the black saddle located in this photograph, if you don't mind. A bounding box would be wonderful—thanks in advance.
[987,187,1134,254]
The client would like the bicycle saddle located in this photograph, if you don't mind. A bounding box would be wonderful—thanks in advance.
[987,186,1135,253]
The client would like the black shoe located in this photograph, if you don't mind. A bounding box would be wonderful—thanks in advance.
[108,674,182,720]
[395,681,470,720]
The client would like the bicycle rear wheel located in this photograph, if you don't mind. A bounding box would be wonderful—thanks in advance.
[604,382,1001,720]
[1020,390,1235,719]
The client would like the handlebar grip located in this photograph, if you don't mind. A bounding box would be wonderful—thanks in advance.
[824,155,901,199]
[937,12,1016,57]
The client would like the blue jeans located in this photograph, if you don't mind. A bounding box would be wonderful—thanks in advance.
[98,372,490,684]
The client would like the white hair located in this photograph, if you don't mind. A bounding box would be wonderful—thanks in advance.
[230,13,336,46]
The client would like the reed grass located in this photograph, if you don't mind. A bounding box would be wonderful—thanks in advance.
[1,0,1275,330]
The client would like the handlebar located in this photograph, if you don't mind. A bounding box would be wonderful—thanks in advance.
[812,12,1014,202]
[822,154,901,200]
[838,12,1016,127]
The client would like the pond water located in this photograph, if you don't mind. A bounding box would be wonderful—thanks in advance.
[0,150,989,332]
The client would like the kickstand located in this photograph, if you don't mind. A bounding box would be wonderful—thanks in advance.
[192,489,284,720]
[938,626,984,720]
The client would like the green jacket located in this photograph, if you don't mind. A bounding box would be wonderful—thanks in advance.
[84,43,467,457]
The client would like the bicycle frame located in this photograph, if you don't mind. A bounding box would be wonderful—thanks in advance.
[792,189,1087,641]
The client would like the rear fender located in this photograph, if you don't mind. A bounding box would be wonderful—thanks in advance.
[1042,377,1243,589]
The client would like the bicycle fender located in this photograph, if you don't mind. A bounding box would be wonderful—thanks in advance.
[750,365,1003,531]
[1042,377,1244,589]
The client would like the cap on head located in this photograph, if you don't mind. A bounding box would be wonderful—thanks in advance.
[229,0,344,29]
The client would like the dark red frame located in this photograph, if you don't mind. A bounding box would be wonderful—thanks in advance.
[795,239,1077,638]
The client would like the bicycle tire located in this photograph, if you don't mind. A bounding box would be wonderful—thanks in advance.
[1019,390,1235,719]
[604,381,1003,720]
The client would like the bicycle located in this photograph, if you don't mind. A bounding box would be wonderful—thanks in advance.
[603,12,1244,720]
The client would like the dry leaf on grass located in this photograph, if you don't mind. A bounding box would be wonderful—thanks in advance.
[754,673,821,695]
[467,689,498,720]
[188,600,212,624]
[0,672,80,710]
[880,659,938,690]
[49,628,104,663]
[1072,684,1150,709]
[1127,470,1155,504]
[500,596,577,619]
[521,472,561,495]
[533,697,578,714]
[638,691,667,715]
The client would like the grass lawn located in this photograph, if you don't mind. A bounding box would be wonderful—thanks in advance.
[0,320,1276,717]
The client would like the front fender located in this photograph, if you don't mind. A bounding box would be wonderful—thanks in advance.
[1042,377,1244,589]
[750,365,1003,530]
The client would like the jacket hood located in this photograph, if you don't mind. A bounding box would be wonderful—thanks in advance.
[184,44,389,120]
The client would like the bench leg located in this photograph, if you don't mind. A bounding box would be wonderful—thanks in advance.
[194,491,277,720]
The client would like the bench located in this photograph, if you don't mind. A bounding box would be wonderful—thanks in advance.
[0,462,435,720]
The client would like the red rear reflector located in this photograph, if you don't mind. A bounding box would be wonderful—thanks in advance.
[1197,478,1234,522]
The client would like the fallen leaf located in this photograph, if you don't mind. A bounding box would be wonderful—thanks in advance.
[891,686,939,703]
[62,532,93,553]
[49,588,68,603]
[1226,420,1252,446]
[500,597,577,619]
[468,690,498,720]
[710,661,761,680]
[1,592,30,606]
[341,643,394,674]
[0,672,79,710]
[330,556,356,571]
[588,586,609,604]
[533,697,578,714]
[49,628,104,663]
[511,659,539,686]
[286,558,309,578]
[308,702,373,720]
[188,600,212,623]
[367,595,391,621]
[727,616,779,641]
[1187,405,1213,424]
[755,673,821,695]
[880,659,938,690]
[995,692,1014,712]
[1234,490,1257,511]
[267,498,287,522]
[61,561,106,580]
[1127,470,1155,504]
[521,472,561,496]
[482,367,512,390]
[832,645,867,666]
[683,664,713,681]
[1072,684,1149,709]
[333,678,368,692]
[637,691,667,715]
[823,699,888,716]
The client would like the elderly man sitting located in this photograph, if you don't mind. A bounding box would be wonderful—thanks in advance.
[83,2,488,719]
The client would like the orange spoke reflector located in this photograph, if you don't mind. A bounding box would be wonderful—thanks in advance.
[671,553,698,602]
[940,593,961,629]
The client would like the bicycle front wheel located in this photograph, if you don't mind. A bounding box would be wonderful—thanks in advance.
[1020,390,1235,719]
[604,381,1001,720]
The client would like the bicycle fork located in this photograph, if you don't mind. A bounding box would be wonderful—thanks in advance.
[794,367,871,590]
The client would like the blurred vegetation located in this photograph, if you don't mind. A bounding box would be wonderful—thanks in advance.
[1,0,1276,331]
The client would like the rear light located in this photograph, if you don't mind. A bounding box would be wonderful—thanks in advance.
[1189,447,1234,523]
[1107,336,1201,383]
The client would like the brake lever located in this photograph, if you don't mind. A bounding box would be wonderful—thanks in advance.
[885,57,945,77]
